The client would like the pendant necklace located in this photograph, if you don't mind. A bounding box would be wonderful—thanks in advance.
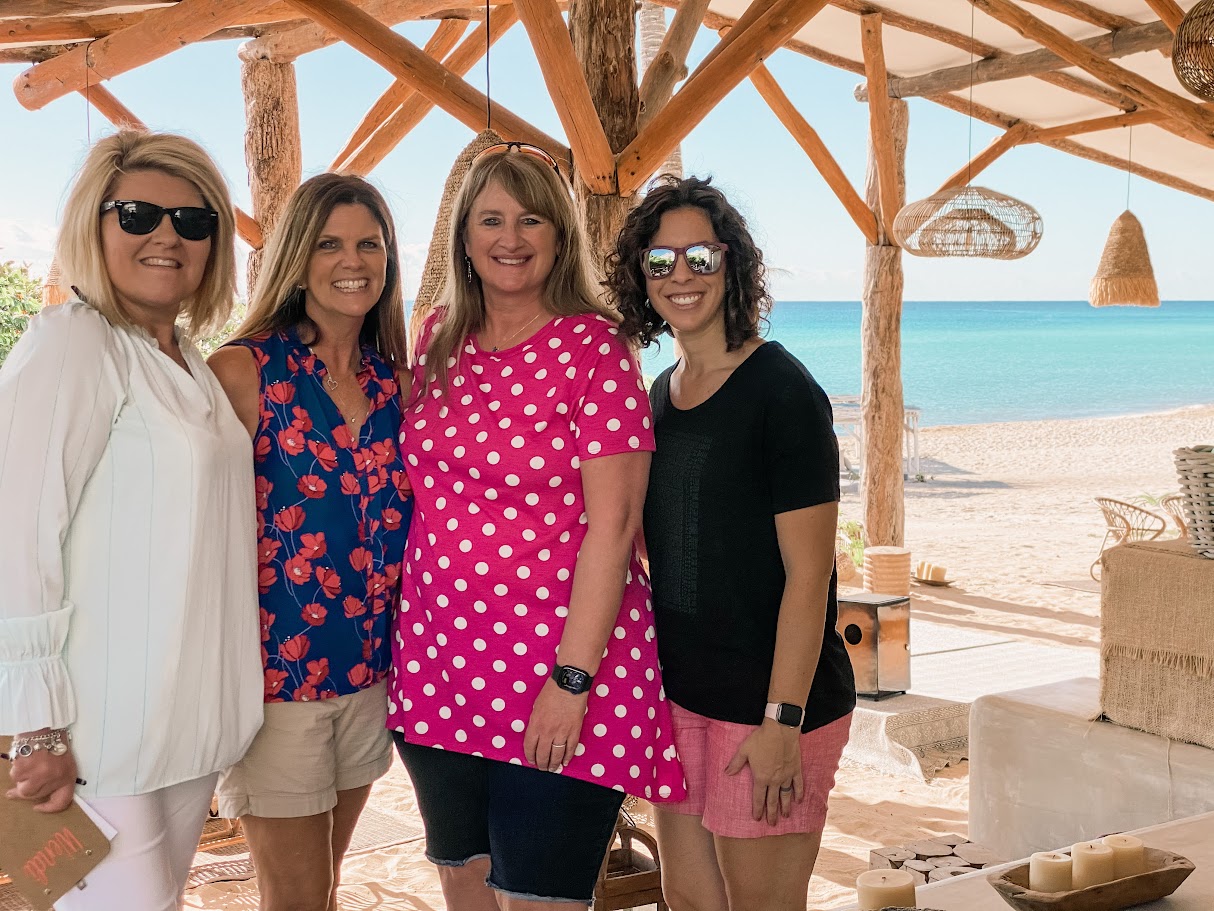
[489,312,542,352]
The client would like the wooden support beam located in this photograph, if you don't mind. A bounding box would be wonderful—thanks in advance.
[283,0,570,167]
[855,19,1173,101]
[328,18,466,171]
[638,0,710,128]
[513,0,616,193]
[2,13,144,44]
[1029,108,1166,141]
[1018,0,1137,32]
[14,0,278,111]
[971,0,1214,136]
[750,64,878,244]
[689,0,779,81]
[77,83,265,249]
[861,97,908,548]
[831,0,987,57]
[243,0,459,61]
[1144,0,1185,32]
[0,1,170,14]
[616,0,830,196]
[337,9,518,174]
[936,121,1033,192]
[860,13,898,242]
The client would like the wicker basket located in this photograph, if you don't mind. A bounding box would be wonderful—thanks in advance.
[1174,445,1214,558]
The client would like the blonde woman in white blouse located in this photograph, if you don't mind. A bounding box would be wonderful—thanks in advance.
[0,131,263,911]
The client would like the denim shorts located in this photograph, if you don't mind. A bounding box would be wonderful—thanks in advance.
[394,734,625,903]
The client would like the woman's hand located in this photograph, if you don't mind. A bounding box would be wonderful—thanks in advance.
[7,736,79,814]
[523,679,589,772]
[724,720,805,826]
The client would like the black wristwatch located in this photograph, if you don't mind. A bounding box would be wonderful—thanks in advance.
[551,664,593,695]
[764,701,804,728]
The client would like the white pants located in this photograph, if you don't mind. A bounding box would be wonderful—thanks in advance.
[55,772,218,911]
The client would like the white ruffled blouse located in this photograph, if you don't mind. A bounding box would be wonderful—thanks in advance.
[0,301,263,798]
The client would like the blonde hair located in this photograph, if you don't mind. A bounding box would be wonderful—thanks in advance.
[421,151,614,394]
[232,173,408,368]
[55,130,237,338]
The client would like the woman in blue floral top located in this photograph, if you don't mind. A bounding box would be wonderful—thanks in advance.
[209,174,412,911]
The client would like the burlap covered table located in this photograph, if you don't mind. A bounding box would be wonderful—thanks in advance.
[1101,539,1214,749]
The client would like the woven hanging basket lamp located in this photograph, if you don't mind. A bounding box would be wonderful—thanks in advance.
[1173,0,1214,101]
[41,259,70,306]
[892,186,1042,259]
[1089,210,1160,308]
[410,128,504,342]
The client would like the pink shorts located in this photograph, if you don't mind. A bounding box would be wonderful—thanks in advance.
[662,703,851,839]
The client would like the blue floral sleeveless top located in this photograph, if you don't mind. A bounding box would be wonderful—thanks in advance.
[228,329,413,702]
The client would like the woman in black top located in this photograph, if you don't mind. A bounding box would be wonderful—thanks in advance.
[606,176,855,911]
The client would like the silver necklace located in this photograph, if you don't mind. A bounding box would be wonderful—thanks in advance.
[309,347,364,424]
[488,313,542,352]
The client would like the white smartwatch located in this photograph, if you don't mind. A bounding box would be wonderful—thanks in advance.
[764,702,803,728]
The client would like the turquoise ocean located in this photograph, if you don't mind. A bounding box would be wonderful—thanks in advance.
[638,301,1214,427]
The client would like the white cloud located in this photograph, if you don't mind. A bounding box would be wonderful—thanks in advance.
[0,219,56,276]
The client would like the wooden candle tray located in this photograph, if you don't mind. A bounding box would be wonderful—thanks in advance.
[987,848,1194,911]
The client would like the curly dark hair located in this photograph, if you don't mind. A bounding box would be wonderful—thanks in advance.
[605,175,772,351]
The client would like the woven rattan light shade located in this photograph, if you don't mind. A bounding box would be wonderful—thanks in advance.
[892,186,1042,259]
[1174,0,1214,101]
[410,128,503,341]
[1090,210,1160,308]
[41,259,69,306]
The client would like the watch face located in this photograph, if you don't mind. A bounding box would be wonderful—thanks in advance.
[557,667,589,693]
[777,703,802,727]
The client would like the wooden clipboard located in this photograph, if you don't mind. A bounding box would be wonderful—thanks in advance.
[0,738,110,911]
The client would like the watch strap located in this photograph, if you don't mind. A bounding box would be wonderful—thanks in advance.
[551,664,593,695]
[764,702,804,728]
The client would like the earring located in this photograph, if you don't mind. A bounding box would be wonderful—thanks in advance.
[465,256,473,284]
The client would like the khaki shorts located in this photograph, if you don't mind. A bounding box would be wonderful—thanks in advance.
[217,681,392,819]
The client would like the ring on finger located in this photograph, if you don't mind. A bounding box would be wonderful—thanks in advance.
[779,784,794,793]
[552,741,567,749]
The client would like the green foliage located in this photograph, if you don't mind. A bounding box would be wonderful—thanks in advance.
[196,303,247,358]
[0,261,43,368]
[837,517,866,567]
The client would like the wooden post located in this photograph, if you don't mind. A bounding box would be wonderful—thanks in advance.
[239,51,302,294]
[570,0,638,264]
[860,98,908,549]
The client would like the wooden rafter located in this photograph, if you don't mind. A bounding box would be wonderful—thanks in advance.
[1030,107,1167,141]
[513,0,615,193]
[936,121,1034,192]
[638,0,710,128]
[1018,0,1138,33]
[243,0,461,61]
[928,90,1214,204]
[1,1,171,15]
[15,0,278,111]
[860,13,899,241]
[750,63,878,243]
[690,0,779,80]
[2,12,145,44]
[971,0,1214,136]
[278,0,572,166]
[328,18,466,170]
[1143,0,1185,32]
[615,0,830,195]
[855,19,1173,101]
[78,83,265,249]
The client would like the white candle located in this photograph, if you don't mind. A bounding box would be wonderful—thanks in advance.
[1029,851,1072,892]
[1101,834,1146,878]
[855,869,917,911]
[1071,841,1116,889]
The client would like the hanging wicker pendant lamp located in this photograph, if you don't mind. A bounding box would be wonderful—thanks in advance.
[1089,210,1160,308]
[1173,0,1214,101]
[892,185,1043,259]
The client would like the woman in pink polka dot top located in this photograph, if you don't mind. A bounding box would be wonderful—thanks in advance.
[387,145,686,908]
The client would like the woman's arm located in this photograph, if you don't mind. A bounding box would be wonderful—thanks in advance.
[726,501,838,824]
[522,450,651,772]
[207,345,260,439]
[0,304,123,811]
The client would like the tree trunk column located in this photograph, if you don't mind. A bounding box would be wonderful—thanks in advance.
[570,0,638,266]
[239,50,302,295]
[860,99,908,548]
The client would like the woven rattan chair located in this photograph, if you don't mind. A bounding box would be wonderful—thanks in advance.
[1090,497,1167,580]
[1160,493,1189,540]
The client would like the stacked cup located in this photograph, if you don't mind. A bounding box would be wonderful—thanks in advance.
[863,546,912,596]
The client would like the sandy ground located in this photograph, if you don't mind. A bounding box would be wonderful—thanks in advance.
[184,406,1214,911]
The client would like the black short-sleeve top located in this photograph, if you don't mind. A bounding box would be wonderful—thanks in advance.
[644,341,856,733]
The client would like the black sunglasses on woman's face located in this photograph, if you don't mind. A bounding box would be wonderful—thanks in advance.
[100,200,219,241]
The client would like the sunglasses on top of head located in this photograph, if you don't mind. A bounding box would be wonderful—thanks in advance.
[639,242,729,280]
[473,141,566,181]
[100,200,219,242]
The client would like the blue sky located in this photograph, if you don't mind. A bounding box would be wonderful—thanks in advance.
[2,18,1213,301]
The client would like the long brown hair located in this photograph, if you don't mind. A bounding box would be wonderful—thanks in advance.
[232,173,408,367]
[419,151,614,394]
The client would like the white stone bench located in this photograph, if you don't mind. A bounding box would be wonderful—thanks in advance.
[969,677,1214,861]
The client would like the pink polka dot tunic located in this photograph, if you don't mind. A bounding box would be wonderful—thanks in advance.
[388,313,687,801]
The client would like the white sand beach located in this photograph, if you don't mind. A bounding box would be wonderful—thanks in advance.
[182,405,1214,911]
